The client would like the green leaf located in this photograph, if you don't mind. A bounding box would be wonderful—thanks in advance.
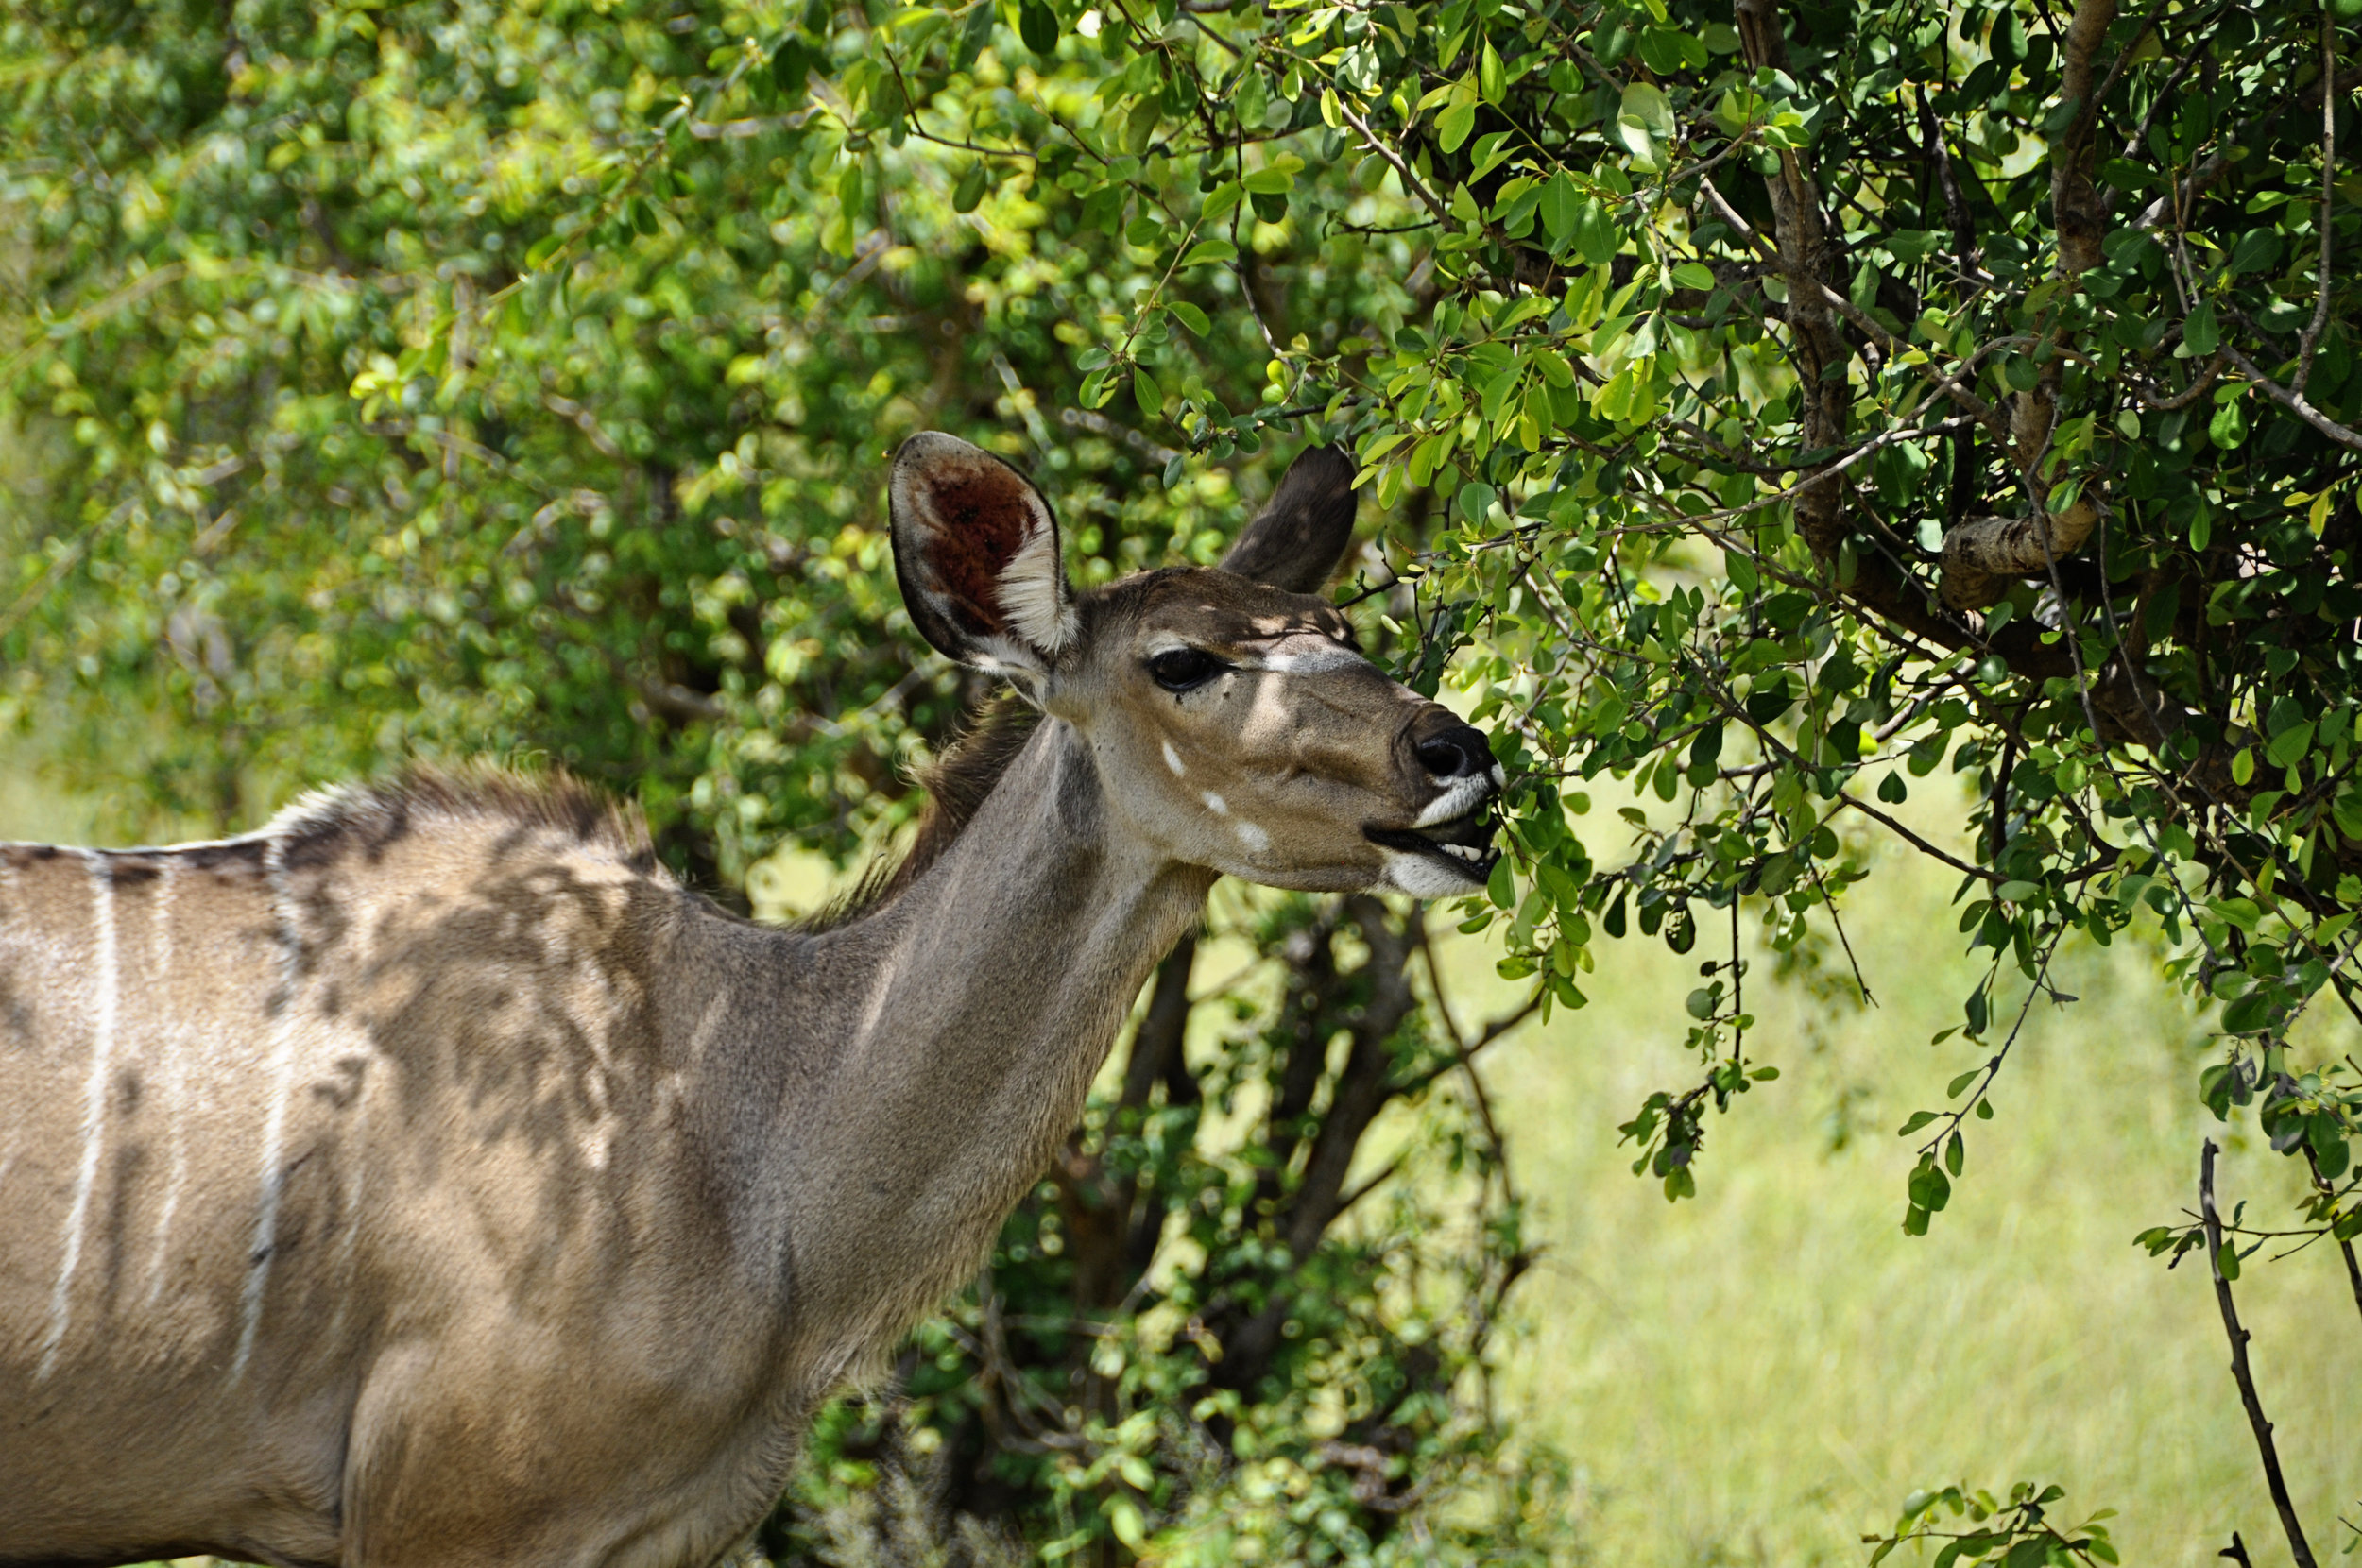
[1908,1158,1951,1213]
[1018,0,1057,54]
[2265,721,2314,769]
[1671,262,1716,291]
[2211,897,2262,934]
[1243,166,1297,196]
[1620,80,1674,139]
[2227,228,2284,276]
[951,162,990,213]
[2220,990,2273,1033]
[1121,97,1159,156]
[1897,1109,1940,1135]
[2183,298,2219,356]
[1132,365,1162,420]
[953,0,996,69]
[772,37,818,94]
[1456,480,1499,523]
[1539,172,1582,247]
[1179,238,1237,267]
[1617,81,1673,166]
[1469,131,1516,180]
[1576,198,1621,265]
[1437,100,1477,153]
[1167,300,1210,336]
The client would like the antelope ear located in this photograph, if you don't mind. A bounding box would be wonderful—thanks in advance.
[889,433,1077,676]
[1220,444,1359,593]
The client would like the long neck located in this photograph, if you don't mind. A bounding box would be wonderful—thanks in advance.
[710,718,1212,1385]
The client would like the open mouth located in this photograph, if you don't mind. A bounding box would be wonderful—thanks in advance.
[1365,806,1501,882]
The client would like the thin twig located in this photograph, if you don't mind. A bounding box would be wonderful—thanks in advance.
[2296,3,2337,393]
[1832,788,2000,885]
[2199,1138,2319,1568]
[2301,1147,2362,1328]
[2219,342,2362,454]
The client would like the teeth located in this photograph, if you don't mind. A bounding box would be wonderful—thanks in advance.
[1438,843,1489,862]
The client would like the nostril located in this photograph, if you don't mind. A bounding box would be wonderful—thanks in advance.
[1415,725,1489,780]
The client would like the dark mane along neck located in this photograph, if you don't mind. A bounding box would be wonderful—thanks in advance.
[804,693,1042,931]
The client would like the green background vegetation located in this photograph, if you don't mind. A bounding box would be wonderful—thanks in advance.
[7,0,2362,1559]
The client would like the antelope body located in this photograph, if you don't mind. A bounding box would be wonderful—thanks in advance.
[0,436,1501,1568]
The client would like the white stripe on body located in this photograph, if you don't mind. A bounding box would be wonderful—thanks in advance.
[143,861,185,1306]
[0,854,14,1200]
[234,833,304,1380]
[38,852,118,1382]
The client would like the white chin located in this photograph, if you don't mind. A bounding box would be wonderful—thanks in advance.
[1377,846,1485,898]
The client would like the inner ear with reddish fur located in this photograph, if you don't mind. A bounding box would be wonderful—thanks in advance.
[889,433,1074,673]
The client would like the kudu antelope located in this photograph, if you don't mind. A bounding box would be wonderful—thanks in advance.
[0,434,1501,1568]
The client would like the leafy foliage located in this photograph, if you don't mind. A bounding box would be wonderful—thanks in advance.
[7,0,2362,1555]
[1865,1482,2121,1568]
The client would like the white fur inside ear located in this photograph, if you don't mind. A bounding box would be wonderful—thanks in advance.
[998,518,1078,656]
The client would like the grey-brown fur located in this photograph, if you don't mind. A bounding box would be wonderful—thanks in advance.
[0,435,1500,1568]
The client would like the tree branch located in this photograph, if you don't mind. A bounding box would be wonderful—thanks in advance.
[2220,342,2362,454]
[2199,1138,2319,1568]
[2048,0,2118,274]
[2296,5,2337,393]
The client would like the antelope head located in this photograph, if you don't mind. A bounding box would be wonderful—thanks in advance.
[889,432,1502,896]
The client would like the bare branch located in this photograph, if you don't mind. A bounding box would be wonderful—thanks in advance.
[2049,0,2118,274]
[2296,7,2337,392]
[2220,342,2362,454]
[1941,498,2103,611]
[1697,176,2011,439]
[2199,1139,2319,1568]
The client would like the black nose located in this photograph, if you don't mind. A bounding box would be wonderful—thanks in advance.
[1414,724,1494,781]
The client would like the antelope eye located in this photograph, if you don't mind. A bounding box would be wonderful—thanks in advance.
[1147,648,1224,691]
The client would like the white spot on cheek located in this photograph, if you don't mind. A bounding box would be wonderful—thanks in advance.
[1162,741,1186,777]
[1201,792,1227,816]
[1235,821,1270,854]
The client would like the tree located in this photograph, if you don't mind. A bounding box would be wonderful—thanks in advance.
[5,0,2359,1558]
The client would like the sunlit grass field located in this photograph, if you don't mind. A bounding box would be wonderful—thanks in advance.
[1445,789,2362,1567]
[7,745,2357,1566]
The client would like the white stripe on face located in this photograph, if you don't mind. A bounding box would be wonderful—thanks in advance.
[1414,775,1497,827]
[1241,641,1368,674]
